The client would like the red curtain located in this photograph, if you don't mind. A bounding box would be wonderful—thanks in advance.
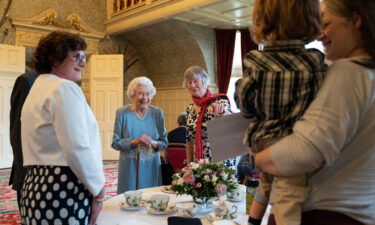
[240,29,258,74]
[215,29,236,93]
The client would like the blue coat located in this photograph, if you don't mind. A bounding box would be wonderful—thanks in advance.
[112,105,168,193]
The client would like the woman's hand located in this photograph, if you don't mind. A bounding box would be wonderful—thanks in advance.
[210,102,227,116]
[132,135,154,148]
[89,186,106,225]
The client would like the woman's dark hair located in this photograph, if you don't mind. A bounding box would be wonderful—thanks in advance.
[33,31,87,73]
[323,0,375,66]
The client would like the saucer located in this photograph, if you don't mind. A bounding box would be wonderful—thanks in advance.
[227,193,245,202]
[161,186,175,194]
[227,196,245,202]
[146,204,176,215]
[119,201,146,211]
[207,212,237,221]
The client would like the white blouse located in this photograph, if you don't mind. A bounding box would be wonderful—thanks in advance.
[21,74,105,196]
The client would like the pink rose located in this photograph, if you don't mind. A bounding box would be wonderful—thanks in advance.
[183,171,195,184]
[215,183,227,194]
[196,183,202,188]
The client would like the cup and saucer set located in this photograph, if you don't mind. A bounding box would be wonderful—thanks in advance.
[119,190,146,211]
[119,191,176,215]
[206,200,239,222]
[147,194,176,215]
[226,186,246,202]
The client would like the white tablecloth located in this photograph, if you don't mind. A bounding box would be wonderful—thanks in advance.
[97,185,255,225]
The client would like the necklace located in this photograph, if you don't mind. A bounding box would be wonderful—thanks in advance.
[132,105,149,120]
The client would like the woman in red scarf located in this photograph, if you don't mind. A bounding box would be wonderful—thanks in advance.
[184,66,237,169]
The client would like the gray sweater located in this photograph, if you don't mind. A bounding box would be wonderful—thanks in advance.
[270,57,375,225]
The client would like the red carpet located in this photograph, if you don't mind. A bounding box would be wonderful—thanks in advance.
[0,161,118,225]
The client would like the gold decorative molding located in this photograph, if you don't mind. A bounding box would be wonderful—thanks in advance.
[106,0,217,34]
[10,9,106,54]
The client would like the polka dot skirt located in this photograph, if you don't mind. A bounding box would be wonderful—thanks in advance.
[20,166,92,225]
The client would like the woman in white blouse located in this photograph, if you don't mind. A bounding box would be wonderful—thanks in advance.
[20,31,105,225]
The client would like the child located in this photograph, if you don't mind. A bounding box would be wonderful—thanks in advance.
[234,0,327,225]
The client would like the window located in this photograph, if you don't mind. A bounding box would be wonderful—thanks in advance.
[227,31,242,113]
[306,40,324,53]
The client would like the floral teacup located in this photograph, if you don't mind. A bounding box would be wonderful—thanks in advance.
[124,190,142,207]
[150,194,170,211]
[176,202,198,217]
[227,185,245,201]
[212,200,237,219]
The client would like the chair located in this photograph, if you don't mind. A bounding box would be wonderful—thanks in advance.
[166,146,186,172]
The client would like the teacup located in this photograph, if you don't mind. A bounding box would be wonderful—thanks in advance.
[227,185,245,201]
[212,200,237,219]
[150,194,170,211]
[124,190,142,207]
[176,202,198,217]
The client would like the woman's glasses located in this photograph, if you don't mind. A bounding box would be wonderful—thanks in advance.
[73,53,87,64]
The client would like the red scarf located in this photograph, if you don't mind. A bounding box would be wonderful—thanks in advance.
[192,89,229,160]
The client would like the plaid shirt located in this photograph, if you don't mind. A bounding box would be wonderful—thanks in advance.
[235,40,327,149]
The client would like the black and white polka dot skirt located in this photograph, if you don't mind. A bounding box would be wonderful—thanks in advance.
[20,166,93,225]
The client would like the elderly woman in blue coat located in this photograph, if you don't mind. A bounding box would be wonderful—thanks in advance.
[112,76,168,193]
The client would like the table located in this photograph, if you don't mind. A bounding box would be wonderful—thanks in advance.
[97,185,252,225]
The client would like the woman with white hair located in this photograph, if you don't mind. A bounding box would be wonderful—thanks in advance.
[184,66,237,169]
[112,76,168,193]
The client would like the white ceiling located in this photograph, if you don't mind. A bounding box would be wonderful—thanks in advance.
[171,0,254,29]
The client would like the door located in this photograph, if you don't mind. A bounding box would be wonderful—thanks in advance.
[88,55,123,160]
[0,44,25,169]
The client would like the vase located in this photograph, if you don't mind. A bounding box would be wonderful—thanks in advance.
[192,196,210,210]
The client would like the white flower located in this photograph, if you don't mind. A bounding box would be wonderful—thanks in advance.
[221,172,228,180]
[204,169,212,174]
[204,175,210,182]
[212,175,218,183]
[192,163,200,169]
[177,178,184,185]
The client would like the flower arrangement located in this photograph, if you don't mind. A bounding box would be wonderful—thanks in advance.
[170,159,238,203]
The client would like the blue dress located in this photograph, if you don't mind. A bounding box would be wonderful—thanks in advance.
[112,105,168,193]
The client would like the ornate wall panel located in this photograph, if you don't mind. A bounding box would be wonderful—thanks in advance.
[11,9,105,54]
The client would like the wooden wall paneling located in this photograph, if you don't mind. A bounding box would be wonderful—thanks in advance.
[88,55,123,160]
[152,88,191,132]
[0,44,25,168]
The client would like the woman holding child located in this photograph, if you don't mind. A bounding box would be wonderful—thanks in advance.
[235,0,326,225]
[255,0,375,224]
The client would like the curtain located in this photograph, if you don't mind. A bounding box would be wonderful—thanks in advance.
[215,29,236,93]
[240,29,258,74]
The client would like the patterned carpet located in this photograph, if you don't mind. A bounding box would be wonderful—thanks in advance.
[0,161,118,225]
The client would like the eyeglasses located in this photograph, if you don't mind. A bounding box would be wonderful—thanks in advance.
[73,53,87,64]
